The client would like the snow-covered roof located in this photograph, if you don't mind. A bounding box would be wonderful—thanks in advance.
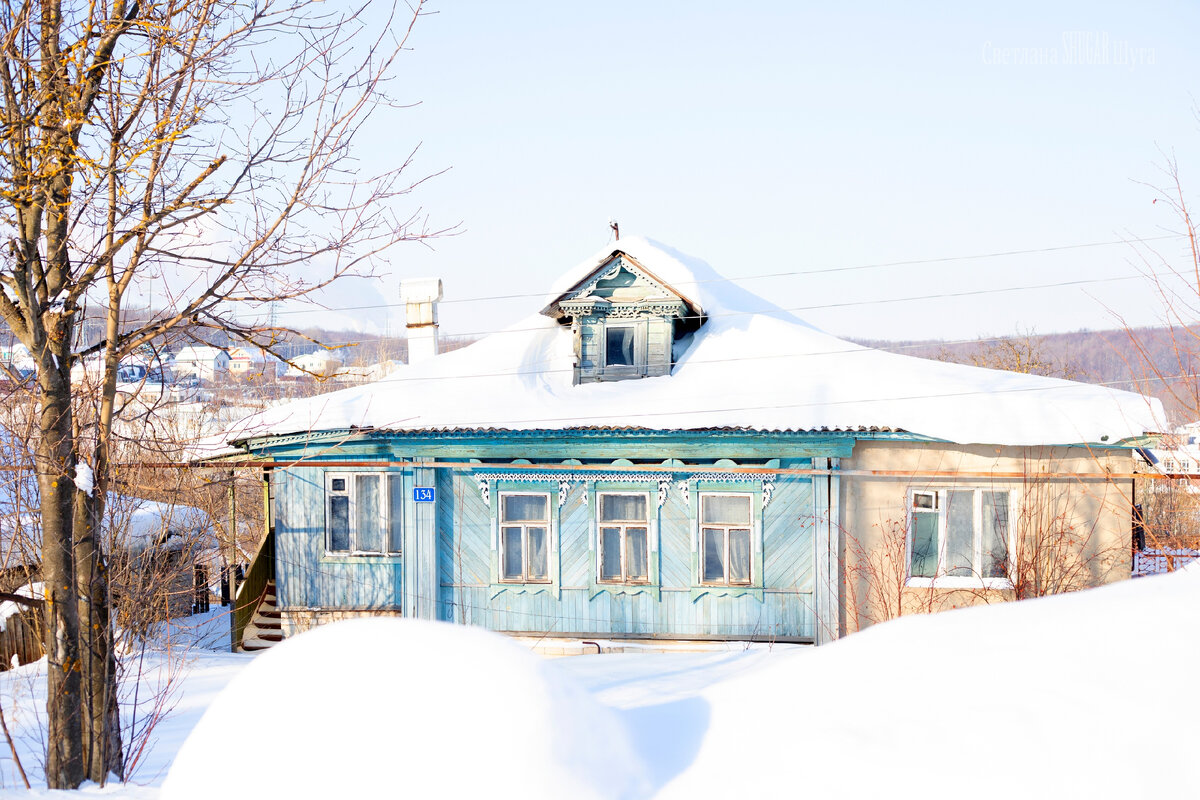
[225,237,1164,447]
[229,347,277,363]
[0,495,214,565]
[175,346,228,363]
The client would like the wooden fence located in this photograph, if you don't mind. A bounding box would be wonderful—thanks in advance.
[0,608,42,669]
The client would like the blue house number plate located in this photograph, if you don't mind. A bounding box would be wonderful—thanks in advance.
[413,487,436,502]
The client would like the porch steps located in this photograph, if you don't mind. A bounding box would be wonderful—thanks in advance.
[240,582,284,653]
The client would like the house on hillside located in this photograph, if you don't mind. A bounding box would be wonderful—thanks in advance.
[215,237,1162,652]
[229,346,284,379]
[173,346,230,382]
[285,348,343,379]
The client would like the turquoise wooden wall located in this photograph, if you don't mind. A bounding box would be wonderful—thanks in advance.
[260,430,865,642]
[434,468,815,639]
[274,467,407,611]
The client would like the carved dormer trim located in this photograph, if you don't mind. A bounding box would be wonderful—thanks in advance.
[541,251,704,386]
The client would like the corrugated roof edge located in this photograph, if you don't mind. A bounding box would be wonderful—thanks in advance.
[229,424,919,452]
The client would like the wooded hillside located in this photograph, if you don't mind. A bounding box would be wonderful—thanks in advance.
[858,326,1198,428]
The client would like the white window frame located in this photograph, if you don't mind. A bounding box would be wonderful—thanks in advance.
[498,491,552,584]
[906,488,1012,589]
[698,492,755,587]
[600,320,646,377]
[325,472,402,556]
[596,492,652,585]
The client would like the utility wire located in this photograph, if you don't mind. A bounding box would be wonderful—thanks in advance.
[263,267,1183,344]
[267,231,1187,316]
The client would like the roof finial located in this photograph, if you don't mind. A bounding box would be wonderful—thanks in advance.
[609,218,619,241]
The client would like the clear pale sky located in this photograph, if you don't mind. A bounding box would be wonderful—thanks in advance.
[304,1,1200,344]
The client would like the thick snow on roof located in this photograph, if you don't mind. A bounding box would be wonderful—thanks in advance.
[228,237,1163,447]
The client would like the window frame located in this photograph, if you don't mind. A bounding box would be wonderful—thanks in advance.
[595,491,652,585]
[497,491,553,584]
[324,472,404,557]
[600,319,646,378]
[698,492,755,588]
[905,487,1013,589]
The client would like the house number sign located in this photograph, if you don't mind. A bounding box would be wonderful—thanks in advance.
[413,487,436,502]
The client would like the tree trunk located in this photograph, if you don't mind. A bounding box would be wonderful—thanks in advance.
[74,489,122,783]
[36,361,84,789]
[74,294,126,783]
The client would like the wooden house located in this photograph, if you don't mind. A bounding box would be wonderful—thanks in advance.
[221,238,1162,651]
[228,347,285,379]
[172,345,230,382]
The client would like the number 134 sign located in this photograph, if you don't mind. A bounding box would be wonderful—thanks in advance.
[413,487,436,502]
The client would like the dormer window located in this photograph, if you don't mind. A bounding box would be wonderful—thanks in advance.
[606,326,636,367]
[542,250,704,385]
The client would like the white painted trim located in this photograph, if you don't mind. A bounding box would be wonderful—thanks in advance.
[323,471,401,557]
[697,492,755,587]
[595,490,653,584]
[905,576,1014,590]
[905,487,1014,586]
[497,490,554,584]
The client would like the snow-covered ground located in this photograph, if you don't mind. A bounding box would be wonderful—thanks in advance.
[0,566,1197,798]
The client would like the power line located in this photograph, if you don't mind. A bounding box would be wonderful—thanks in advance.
[262,265,1183,345]
[266,231,1187,316]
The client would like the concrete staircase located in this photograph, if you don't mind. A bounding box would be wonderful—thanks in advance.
[240,581,283,653]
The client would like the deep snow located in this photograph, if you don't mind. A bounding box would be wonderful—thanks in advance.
[0,567,1196,798]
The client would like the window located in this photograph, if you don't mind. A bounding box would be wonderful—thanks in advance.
[500,493,551,582]
[604,325,637,368]
[597,493,649,584]
[326,473,403,555]
[909,489,1009,584]
[700,494,753,586]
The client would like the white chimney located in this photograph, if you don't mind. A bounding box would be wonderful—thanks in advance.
[399,278,443,365]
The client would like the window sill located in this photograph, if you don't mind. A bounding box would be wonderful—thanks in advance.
[690,586,765,602]
[489,582,558,600]
[321,552,403,563]
[905,576,1014,590]
[589,583,661,601]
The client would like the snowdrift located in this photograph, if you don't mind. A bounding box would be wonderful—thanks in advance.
[653,564,1200,799]
[162,618,650,800]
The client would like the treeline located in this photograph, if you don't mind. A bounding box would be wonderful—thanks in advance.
[857,325,1200,426]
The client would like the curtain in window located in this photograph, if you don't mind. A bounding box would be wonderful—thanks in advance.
[601,494,646,522]
[702,495,751,526]
[600,527,622,581]
[982,491,1010,578]
[527,527,548,580]
[702,528,725,582]
[945,490,974,576]
[503,495,548,523]
[626,527,648,580]
[502,527,523,580]
[356,475,384,552]
[728,529,751,583]
[606,328,635,366]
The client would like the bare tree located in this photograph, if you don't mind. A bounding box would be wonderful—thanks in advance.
[1121,156,1200,551]
[0,0,441,787]
[936,327,1084,380]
